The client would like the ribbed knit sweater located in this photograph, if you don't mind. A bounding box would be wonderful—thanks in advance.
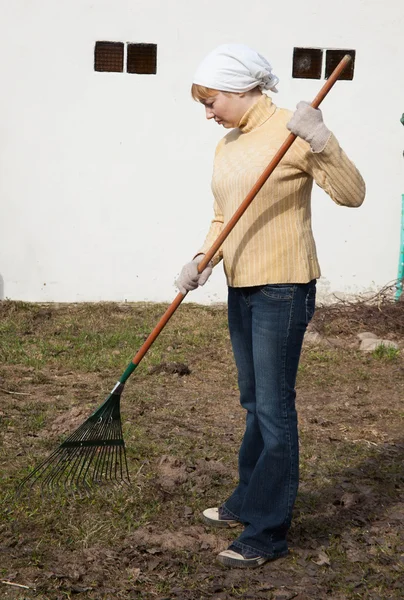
[199,94,365,286]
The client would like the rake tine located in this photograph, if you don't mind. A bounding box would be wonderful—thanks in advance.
[56,448,85,488]
[71,446,96,490]
[81,396,124,484]
[119,425,129,481]
[112,421,121,478]
[68,446,93,489]
[119,446,129,484]
[91,416,113,483]
[32,452,63,493]
[104,420,117,482]
[113,424,122,480]
[113,415,129,484]
[105,439,115,482]
[116,448,123,484]
[104,446,113,482]
[98,416,116,482]
[75,444,98,488]
[104,439,119,483]
[70,413,111,487]
[111,446,117,481]
[113,439,121,481]
[56,450,82,489]
[46,448,79,491]
[110,420,121,477]
[92,441,108,484]
[117,446,123,482]
[78,446,100,488]
[17,446,63,494]
[122,445,130,483]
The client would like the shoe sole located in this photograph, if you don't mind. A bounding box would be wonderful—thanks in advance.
[217,554,268,568]
[202,515,241,528]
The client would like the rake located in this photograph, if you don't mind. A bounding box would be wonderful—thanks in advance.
[18,384,128,492]
[17,56,352,492]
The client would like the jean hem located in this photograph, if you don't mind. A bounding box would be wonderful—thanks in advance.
[222,503,241,522]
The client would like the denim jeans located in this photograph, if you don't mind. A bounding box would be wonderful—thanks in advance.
[224,281,316,558]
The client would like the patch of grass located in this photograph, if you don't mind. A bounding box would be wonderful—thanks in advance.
[0,302,230,376]
[371,343,400,360]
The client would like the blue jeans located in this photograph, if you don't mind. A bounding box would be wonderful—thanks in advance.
[224,281,316,558]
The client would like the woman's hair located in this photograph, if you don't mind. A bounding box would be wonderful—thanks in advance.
[191,83,261,102]
[191,83,220,102]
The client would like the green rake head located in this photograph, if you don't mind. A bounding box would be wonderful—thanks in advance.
[17,383,130,493]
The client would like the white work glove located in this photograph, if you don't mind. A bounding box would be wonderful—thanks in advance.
[287,101,331,153]
[175,254,213,295]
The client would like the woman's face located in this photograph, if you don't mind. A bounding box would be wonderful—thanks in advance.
[201,92,248,128]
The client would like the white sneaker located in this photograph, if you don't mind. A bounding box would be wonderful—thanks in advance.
[202,506,241,528]
[217,544,268,568]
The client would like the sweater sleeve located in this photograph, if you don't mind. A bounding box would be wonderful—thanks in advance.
[292,134,366,207]
[197,199,224,266]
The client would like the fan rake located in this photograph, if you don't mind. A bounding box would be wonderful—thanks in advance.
[18,383,129,492]
[17,55,352,493]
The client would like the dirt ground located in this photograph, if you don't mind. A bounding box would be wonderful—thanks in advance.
[0,299,403,600]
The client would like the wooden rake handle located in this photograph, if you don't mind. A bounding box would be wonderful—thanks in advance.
[127,55,352,374]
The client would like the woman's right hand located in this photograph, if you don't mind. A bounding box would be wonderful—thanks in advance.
[175,254,213,295]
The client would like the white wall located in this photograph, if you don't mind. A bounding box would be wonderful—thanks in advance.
[0,0,403,303]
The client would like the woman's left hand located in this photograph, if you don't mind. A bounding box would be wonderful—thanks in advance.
[287,101,331,153]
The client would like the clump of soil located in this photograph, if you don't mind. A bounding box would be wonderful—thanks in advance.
[149,362,191,376]
[126,525,226,553]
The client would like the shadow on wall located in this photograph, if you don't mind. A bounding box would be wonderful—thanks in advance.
[0,274,4,300]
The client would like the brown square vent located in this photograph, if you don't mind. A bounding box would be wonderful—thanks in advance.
[127,43,157,74]
[94,41,124,72]
[325,49,356,80]
[292,48,323,79]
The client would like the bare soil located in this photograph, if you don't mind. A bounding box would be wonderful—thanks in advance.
[0,300,403,600]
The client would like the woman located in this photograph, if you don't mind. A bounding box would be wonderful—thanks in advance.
[176,44,365,568]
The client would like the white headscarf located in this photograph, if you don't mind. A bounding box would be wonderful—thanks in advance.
[193,43,279,93]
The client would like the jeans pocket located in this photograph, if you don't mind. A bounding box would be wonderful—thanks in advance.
[305,283,316,323]
[259,284,294,301]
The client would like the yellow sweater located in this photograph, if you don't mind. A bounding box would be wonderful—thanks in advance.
[199,94,365,286]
